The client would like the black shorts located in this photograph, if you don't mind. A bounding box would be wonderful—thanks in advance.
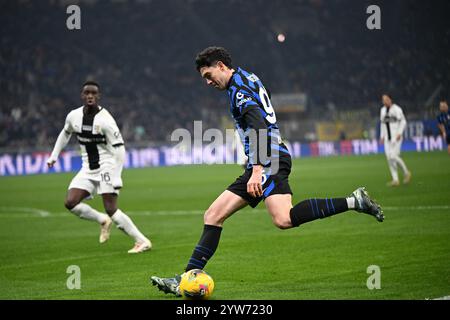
[446,135,450,145]
[227,151,293,208]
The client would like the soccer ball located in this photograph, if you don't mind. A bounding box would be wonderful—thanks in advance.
[179,269,214,300]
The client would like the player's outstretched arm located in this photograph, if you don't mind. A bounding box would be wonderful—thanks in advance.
[47,129,72,168]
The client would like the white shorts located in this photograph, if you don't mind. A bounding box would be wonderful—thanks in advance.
[68,168,119,197]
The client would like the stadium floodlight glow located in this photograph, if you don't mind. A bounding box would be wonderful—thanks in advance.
[277,33,286,43]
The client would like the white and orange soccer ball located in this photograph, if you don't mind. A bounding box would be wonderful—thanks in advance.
[179,269,215,300]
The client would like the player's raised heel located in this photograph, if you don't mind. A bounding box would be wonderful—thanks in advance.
[128,239,152,253]
[99,217,113,243]
[351,187,384,222]
[150,275,182,297]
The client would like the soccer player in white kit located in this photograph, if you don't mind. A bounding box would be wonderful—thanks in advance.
[379,94,412,187]
[47,81,151,253]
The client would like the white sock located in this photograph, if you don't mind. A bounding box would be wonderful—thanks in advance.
[395,156,409,174]
[388,158,399,182]
[71,203,108,224]
[346,197,356,209]
[111,209,148,243]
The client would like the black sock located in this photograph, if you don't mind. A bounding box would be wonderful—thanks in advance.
[185,224,223,272]
[289,198,349,227]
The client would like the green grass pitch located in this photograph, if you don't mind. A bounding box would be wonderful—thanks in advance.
[0,151,449,300]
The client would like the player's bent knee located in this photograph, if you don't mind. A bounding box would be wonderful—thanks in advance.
[204,207,226,226]
[64,198,79,211]
[272,215,292,230]
[104,206,117,216]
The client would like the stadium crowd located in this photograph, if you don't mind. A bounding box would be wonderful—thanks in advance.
[1,0,449,149]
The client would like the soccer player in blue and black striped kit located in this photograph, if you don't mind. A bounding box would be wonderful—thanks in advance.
[151,47,384,296]
[437,100,450,155]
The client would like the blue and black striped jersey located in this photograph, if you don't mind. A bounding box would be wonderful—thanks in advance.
[226,67,289,168]
[437,111,450,135]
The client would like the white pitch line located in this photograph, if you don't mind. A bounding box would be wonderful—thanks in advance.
[430,295,450,300]
[0,206,51,217]
[383,205,450,211]
[0,205,449,218]
[128,210,204,216]
[0,252,122,271]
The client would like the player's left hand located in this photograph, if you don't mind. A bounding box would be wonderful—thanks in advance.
[396,134,402,141]
[112,176,123,189]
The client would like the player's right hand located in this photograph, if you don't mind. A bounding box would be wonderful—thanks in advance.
[47,159,56,168]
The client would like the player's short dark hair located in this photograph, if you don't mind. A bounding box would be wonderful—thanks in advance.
[382,93,393,100]
[82,81,100,90]
[195,46,233,71]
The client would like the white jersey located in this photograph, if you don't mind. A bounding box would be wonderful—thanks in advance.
[64,106,124,173]
[380,103,407,142]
